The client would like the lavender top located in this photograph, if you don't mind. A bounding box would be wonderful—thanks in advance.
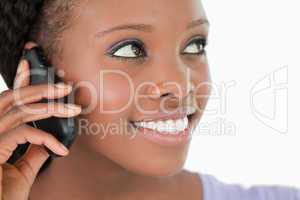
[199,173,300,200]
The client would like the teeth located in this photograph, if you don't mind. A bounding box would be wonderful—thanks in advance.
[147,121,156,130]
[166,120,176,133]
[134,116,189,134]
[156,121,166,132]
[184,117,188,127]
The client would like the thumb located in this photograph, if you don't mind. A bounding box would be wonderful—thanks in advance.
[14,144,50,186]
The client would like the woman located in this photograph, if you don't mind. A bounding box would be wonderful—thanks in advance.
[0,0,299,199]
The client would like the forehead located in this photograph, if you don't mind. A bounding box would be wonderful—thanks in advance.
[71,0,207,30]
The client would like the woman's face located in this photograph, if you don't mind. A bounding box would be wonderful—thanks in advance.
[54,0,210,177]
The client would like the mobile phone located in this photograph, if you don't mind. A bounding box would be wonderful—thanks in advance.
[7,46,79,163]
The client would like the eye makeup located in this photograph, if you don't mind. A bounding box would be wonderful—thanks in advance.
[106,38,147,62]
[181,34,208,55]
[105,34,208,63]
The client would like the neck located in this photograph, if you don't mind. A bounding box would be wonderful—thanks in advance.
[30,136,203,200]
[32,137,137,198]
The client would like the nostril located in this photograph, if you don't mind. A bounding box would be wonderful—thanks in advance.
[187,113,195,123]
[161,93,171,97]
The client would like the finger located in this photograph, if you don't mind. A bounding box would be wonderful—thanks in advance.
[13,40,40,89]
[0,82,73,117]
[14,144,49,186]
[13,59,30,89]
[0,102,81,134]
[0,125,69,165]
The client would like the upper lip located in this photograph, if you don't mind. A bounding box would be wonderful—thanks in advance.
[131,106,197,123]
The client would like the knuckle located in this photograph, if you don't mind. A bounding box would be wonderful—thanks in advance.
[8,92,21,108]
[0,89,12,106]
[9,105,22,115]
[29,128,54,142]
[17,159,35,183]
[8,106,26,125]
[43,132,56,141]
[0,145,13,161]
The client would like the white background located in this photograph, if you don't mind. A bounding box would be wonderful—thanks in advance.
[186,0,300,188]
[0,0,299,188]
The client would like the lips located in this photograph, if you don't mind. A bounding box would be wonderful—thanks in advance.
[128,112,197,147]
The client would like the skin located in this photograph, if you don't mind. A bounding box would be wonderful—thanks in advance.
[0,0,211,199]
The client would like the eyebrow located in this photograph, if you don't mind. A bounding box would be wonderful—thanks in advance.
[187,18,210,29]
[95,18,209,38]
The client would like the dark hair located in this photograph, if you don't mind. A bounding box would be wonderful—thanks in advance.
[0,0,76,175]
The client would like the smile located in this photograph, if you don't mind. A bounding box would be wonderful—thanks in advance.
[130,105,197,134]
[129,112,197,147]
[133,116,189,134]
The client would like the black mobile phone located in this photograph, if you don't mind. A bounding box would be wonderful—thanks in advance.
[7,46,79,163]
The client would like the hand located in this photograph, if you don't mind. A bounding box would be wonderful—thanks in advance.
[0,42,81,200]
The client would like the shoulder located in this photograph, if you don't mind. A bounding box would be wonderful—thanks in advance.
[199,173,300,200]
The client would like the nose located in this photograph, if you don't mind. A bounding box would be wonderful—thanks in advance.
[146,63,195,106]
[148,80,195,101]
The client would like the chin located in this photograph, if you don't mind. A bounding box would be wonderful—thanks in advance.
[124,159,186,178]
[119,143,191,178]
[144,163,185,178]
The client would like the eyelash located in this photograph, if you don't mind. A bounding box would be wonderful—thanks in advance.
[106,36,207,62]
[106,39,147,62]
[182,37,207,56]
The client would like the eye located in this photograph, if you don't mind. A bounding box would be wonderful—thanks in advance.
[182,37,207,55]
[107,39,147,61]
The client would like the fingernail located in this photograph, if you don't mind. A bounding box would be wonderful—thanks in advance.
[13,61,25,89]
[64,103,81,111]
[59,143,69,154]
[55,82,72,90]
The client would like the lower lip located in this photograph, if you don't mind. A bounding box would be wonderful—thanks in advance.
[130,116,194,147]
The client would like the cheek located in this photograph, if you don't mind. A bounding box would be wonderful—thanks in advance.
[74,71,133,115]
[74,71,135,149]
[100,72,133,112]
